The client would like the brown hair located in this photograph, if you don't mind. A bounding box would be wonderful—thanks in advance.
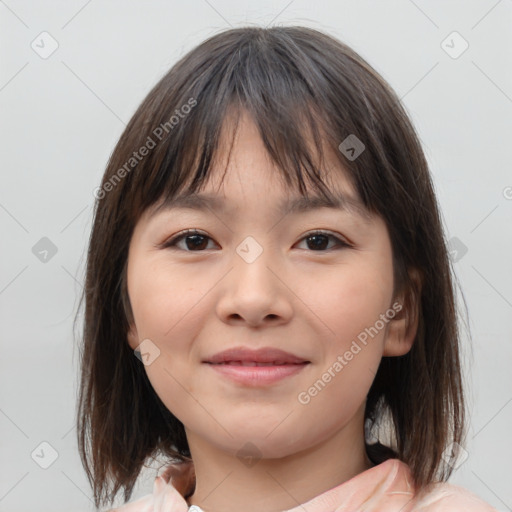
[76,25,466,508]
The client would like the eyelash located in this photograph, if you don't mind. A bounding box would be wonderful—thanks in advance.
[161,229,352,252]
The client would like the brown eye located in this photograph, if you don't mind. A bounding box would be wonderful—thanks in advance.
[296,231,351,251]
[163,230,217,251]
[162,229,351,252]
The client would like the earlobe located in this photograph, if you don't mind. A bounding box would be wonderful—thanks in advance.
[383,268,422,357]
[382,314,415,356]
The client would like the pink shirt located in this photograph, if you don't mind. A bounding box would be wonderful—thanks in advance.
[107,458,497,511]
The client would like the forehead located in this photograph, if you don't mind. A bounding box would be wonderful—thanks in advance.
[147,108,373,223]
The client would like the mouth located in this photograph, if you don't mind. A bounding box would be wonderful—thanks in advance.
[203,346,310,366]
[204,361,310,386]
[206,361,309,367]
[202,347,310,386]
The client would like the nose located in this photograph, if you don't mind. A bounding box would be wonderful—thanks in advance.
[215,241,293,328]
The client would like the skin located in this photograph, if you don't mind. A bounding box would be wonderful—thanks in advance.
[126,111,419,512]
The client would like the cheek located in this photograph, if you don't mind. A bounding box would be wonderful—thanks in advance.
[128,261,206,419]
[299,259,393,348]
[306,258,393,412]
[129,259,204,341]
[294,271,389,441]
[128,258,212,408]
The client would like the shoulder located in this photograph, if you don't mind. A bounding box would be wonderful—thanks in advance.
[102,493,154,512]
[103,492,154,512]
[412,481,498,511]
[101,462,194,512]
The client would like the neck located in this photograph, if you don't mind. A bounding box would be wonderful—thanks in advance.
[185,406,374,512]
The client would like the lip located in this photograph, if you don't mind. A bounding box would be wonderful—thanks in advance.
[204,346,309,365]
[203,346,310,387]
[206,362,309,386]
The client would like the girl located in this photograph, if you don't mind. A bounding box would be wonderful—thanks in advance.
[77,26,497,511]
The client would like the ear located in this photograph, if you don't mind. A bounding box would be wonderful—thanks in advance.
[121,274,140,351]
[383,267,422,357]
[127,322,140,351]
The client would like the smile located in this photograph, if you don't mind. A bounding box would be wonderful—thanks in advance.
[204,361,310,386]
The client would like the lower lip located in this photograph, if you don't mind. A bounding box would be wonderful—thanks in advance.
[205,362,309,386]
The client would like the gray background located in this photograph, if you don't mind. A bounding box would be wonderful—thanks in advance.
[1,1,511,510]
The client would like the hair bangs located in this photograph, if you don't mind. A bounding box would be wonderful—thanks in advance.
[128,29,372,223]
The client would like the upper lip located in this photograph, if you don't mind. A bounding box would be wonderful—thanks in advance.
[204,347,309,364]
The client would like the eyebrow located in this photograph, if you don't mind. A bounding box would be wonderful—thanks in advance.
[152,191,371,221]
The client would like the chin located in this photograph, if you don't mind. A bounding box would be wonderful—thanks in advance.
[211,429,307,460]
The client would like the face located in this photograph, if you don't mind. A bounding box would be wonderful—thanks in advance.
[126,111,414,460]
